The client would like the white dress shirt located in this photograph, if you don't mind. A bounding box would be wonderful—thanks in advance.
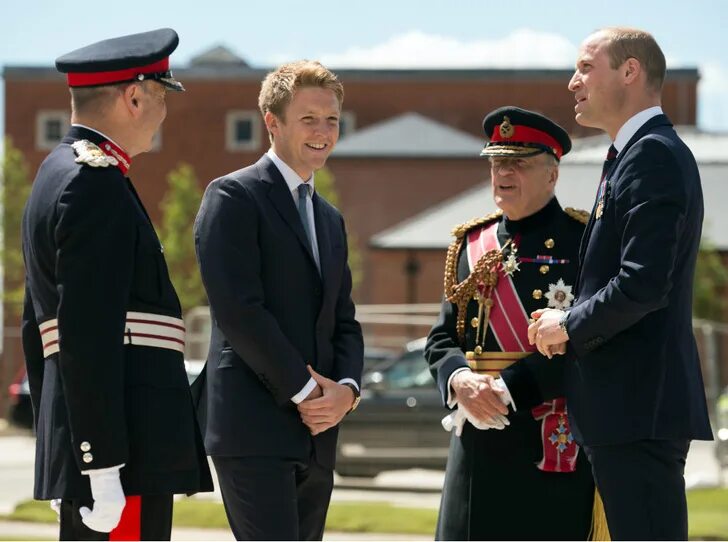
[266,149,359,403]
[613,106,663,155]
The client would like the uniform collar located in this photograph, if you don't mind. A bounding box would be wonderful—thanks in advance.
[613,106,663,155]
[502,196,561,234]
[68,124,132,175]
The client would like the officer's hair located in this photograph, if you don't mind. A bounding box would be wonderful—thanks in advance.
[258,60,344,131]
[599,27,666,93]
[70,83,130,116]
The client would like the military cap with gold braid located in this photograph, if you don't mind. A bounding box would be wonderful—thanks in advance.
[55,28,185,92]
[481,106,571,161]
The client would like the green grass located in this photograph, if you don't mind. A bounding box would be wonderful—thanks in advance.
[2,488,726,537]
[0,497,438,534]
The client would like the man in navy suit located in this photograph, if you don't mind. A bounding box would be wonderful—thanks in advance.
[194,60,363,541]
[529,28,712,539]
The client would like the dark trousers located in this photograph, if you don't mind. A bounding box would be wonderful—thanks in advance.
[59,494,173,541]
[584,439,690,541]
[213,455,334,541]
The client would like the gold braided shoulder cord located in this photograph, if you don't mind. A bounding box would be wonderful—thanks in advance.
[564,207,590,224]
[443,212,507,344]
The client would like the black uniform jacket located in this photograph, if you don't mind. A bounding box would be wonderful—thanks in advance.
[426,198,595,541]
[565,114,713,446]
[21,126,212,500]
[193,154,363,470]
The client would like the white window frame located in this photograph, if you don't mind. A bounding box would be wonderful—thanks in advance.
[339,111,356,138]
[226,111,262,152]
[36,110,71,151]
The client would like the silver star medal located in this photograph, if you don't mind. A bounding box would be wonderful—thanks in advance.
[72,140,118,168]
[545,278,574,310]
[502,252,520,277]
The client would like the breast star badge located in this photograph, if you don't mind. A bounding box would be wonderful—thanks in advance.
[544,278,574,310]
[502,252,520,277]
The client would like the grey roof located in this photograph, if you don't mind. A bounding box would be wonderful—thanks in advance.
[372,160,728,250]
[566,126,728,164]
[331,112,484,158]
[189,45,248,67]
[1,65,700,83]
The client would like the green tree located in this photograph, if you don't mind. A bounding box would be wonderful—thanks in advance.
[157,163,206,312]
[693,238,728,322]
[1,139,32,319]
[315,167,363,290]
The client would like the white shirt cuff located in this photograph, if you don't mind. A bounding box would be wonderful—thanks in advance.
[81,463,125,475]
[291,377,317,404]
[494,377,516,412]
[446,367,472,408]
[337,378,359,391]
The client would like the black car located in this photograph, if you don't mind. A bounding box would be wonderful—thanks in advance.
[335,338,450,477]
[7,370,33,430]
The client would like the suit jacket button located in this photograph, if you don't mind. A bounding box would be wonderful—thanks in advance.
[82,452,93,464]
[80,442,91,452]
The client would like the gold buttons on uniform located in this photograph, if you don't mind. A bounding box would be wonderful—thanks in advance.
[544,239,555,249]
[471,317,479,328]
[80,442,91,452]
[532,289,543,300]
[82,453,94,464]
[539,265,550,275]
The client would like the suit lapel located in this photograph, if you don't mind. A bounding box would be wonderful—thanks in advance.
[257,155,320,273]
[575,114,673,292]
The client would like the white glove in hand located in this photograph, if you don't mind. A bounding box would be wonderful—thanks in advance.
[79,467,125,533]
[441,403,510,436]
[50,499,62,523]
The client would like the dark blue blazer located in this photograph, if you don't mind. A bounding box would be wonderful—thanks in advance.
[193,154,363,469]
[565,114,713,446]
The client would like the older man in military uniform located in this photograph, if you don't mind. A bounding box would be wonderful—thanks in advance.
[426,107,602,540]
[21,29,212,541]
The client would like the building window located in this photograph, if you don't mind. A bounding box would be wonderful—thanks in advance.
[339,111,356,138]
[226,111,261,152]
[36,111,70,151]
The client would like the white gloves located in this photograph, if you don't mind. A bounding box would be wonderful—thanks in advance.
[442,403,510,436]
[79,466,126,533]
[50,498,62,522]
[442,377,512,437]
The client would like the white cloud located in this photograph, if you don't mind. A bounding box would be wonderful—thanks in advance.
[697,62,728,131]
[318,29,576,69]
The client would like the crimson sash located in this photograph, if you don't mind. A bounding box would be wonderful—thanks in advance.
[466,222,578,473]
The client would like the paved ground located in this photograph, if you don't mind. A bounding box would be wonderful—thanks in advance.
[0,427,723,540]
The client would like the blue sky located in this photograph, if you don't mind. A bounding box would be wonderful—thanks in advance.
[2,0,727,137]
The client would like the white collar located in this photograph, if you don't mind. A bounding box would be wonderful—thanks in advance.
[613,106,663,154]
[71,123,125,152]
[266,149,315,194]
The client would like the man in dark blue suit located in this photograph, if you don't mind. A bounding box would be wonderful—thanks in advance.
[194,60,363,541]
[529,28,712,539]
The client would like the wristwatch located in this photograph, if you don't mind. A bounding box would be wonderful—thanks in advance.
[342,383,361,413]
[558,310,570,339]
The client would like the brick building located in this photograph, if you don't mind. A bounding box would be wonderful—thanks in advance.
[3,47,699,298]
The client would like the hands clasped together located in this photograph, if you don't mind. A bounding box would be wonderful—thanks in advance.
[527,308,569,358]
[297,366,355,436]
[442,371,510,436]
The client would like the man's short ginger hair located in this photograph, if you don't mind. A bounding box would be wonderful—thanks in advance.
[599,27,666,93]
[258,60,344,121]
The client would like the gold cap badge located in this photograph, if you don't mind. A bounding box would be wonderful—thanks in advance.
[499,116,515,139]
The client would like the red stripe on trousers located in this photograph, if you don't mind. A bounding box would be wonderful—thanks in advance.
[110,495,141,541]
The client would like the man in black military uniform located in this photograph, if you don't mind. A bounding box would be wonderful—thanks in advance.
[426,107,603,540]
[21,29,212,541]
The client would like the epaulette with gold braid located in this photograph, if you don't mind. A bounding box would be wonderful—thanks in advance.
[565,207,590,224]
[450,209,503,239]
[443,210,504,343]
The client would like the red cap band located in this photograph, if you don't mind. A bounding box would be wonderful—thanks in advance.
[67,58,169,87]
[490,124,563,159]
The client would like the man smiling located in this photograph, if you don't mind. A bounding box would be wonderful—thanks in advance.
[194,60,363,541]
